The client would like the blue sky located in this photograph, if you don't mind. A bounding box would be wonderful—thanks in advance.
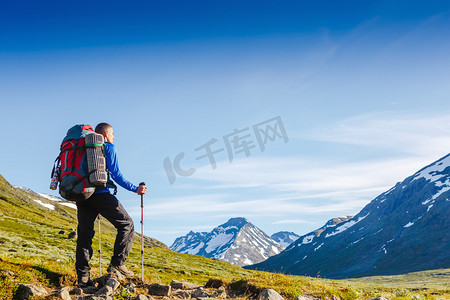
[1,1,450,246]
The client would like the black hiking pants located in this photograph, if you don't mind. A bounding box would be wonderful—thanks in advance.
[75,192,134,278]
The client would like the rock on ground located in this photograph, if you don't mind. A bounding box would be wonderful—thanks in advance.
[56,287,71,300]
[81,286,98,294]
[213,286,227,299]
[15,283,47,299]
[71,286,83,295]
[170,280,200,290]
[95,277,120,297]
[172,289,191,299]
[147,283,171,296]
[258,289,285,300]
[193,287,211,298]
[204,278,226,288]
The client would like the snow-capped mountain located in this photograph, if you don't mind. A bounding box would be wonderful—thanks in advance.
[248,154,450,278]
[170,217,284,267]
[270,231,300,248]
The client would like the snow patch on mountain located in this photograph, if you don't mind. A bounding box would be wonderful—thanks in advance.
[302,234,315,244]
[33,199,55,210]
[413,154,450,183]
[422,185,450,205]
[186,242,205,255]
[314,243,324,251]
[37,193,64,202]
[404,222,414,228]
[325,213,369,238]
[205,232,234,255]
[60,202,77,209]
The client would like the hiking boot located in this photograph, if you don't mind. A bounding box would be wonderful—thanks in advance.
[77,276,94,287]
[107,264,134,277]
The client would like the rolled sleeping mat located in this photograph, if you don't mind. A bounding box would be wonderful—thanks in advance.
[85,133,108,186]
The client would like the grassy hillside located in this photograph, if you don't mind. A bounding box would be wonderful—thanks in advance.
[0,174,449,299]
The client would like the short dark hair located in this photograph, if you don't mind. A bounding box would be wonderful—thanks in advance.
[95,123,112,135]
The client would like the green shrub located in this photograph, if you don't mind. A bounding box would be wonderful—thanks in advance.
[395,289,411,297]
[410,295,425,300]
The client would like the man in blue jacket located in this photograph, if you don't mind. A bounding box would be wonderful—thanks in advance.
[76,122,147,287]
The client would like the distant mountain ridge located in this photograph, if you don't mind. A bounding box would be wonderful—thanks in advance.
[270,231,300,248]
[170,217,284,267]
[248,154,450,278]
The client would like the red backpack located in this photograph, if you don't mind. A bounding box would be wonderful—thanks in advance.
[52,125,110,201]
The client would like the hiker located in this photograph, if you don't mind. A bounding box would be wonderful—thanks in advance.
[76,122,147,287]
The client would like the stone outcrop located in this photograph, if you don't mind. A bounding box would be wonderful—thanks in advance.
[95,277,120,297]
[15,283,47,299]
[258,289,285,300]
[147,283,172,296]
[170,280,200,290]
[56,287,71,300]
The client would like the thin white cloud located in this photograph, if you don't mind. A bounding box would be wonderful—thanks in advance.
[148,225,213,236]
[189,155,430,199]
[128,193,230,217]
[297,112,450,158]
[272,219,316,225]
[136,186,379,220]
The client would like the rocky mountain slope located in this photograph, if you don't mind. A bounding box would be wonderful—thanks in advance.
[270,231,300,248]
[170,217,284,267]
[248,154,450,278]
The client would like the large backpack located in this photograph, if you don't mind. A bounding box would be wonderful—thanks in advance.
[52,124,113,202]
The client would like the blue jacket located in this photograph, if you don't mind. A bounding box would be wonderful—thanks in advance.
[95,142,138,194]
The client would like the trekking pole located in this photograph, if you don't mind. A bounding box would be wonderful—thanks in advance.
[139,182,146,284]
[98,214,101,275]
